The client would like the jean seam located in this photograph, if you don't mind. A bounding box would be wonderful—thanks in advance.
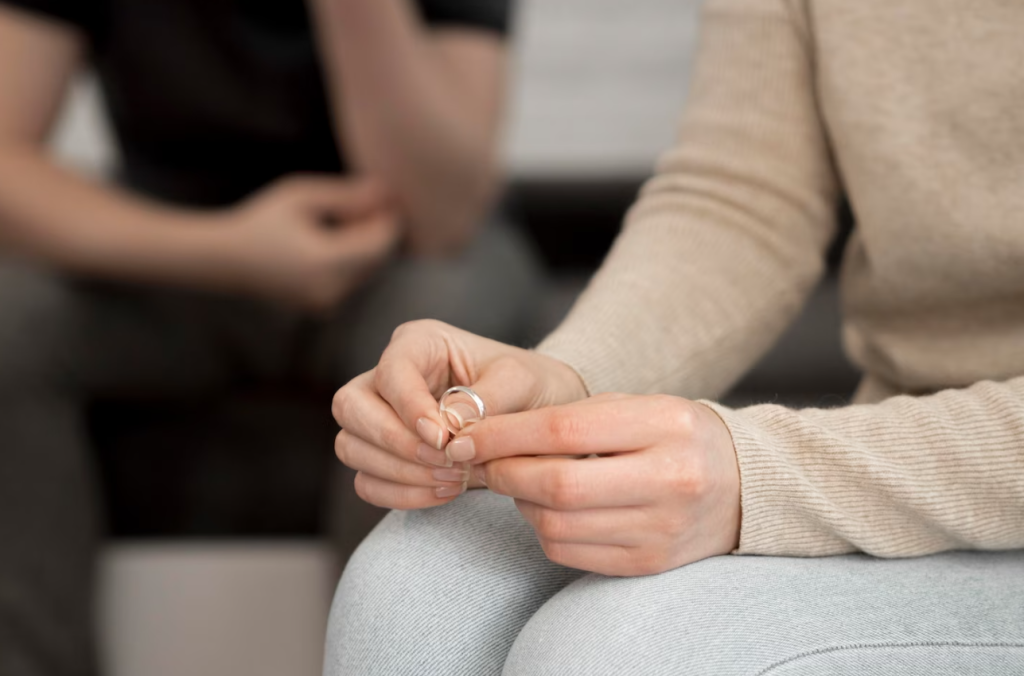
[755,641,1024,675]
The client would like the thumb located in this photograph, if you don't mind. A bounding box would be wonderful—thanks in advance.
[373,325,540,450]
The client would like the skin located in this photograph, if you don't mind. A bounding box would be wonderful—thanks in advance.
[463,395,742,577]
[332,320,743,576]
[0,1,505,308]
[311,0,508,254]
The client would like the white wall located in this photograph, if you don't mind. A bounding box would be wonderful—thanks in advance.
[504,0,701,178]
[53,0,703,180]
[98,544,336,676]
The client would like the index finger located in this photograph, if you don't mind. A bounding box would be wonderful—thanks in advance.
[483,455,653,509]
[462,396,672,464]
[374,322,544,450]
[374,337,452,451]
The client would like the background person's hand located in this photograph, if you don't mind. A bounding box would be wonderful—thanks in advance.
[332,320,589,510]
[214,174,399,312]
[461,393,741,577]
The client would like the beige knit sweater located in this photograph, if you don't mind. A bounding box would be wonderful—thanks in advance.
[538,0,1024,558]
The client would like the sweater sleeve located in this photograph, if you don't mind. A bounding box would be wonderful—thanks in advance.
[537,0,839,399]
[703,377,1024,557]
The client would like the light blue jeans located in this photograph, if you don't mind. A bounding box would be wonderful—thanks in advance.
[324,491,1024,675]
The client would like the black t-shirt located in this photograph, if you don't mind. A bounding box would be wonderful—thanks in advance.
[4,0,512,206]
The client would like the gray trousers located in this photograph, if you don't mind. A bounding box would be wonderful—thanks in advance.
[326,491,1024,675]
[0,225,541,676]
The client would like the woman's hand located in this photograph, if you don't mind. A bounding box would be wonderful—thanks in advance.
[332,320,589,510]
[462,394,742,576]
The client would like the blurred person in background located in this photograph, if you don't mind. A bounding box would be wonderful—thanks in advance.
[327,0,1024,673]
[0,0,536,674]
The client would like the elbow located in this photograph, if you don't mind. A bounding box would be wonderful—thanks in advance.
[403,167,500,258]
[404,209,481,258]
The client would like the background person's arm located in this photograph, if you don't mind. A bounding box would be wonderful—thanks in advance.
[0,5,398,310]
[309,0,508,255]
[330,0,841,511]
[0,5,234,286]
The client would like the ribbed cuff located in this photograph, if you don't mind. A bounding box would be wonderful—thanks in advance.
[700,401,855,558]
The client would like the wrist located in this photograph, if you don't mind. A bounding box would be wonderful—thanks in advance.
[122,207,247,292]
[180,210,253,292]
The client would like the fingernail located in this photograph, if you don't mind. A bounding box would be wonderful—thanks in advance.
[432,468,469,483]
[442,402,483,432]
[472,464,487,487]
[416,417,444,450]
[446,436,476,463]
[416,443,452,468]
[435,484,466,499]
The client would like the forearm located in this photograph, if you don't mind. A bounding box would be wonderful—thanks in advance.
[310,0,501,254]
[537,200,831,401]
[0,146,232,288]
[705,376,1024,558]
[536,0,842,399]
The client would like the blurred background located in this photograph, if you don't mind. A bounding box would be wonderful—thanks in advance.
[42,0,856,674]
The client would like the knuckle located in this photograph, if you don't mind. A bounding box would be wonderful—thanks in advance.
[388,322,414,343]
[544,466,584,510]
[480,464,500,492]
[372,362,389,392]
[487,355,526,381]
[488,465,516,498]
[417,318,448,332]
[395,488,440,512]
[332,388,351,425]
[353,472,373,504]
[688,470,711,499]
[539,539,571,567]
[390,319,443,343]
[353,472,410,510]
[669,461,709,498]
[632,549,671,577]
[334,432,350,465]
[534,509,569,541]
[656,395,695,435]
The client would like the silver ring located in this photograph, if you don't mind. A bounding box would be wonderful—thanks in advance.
[439,386,487,435]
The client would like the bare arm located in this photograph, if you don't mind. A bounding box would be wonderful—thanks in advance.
[309,0,507,255]
[0,5,403,311]
[0,6,241,286]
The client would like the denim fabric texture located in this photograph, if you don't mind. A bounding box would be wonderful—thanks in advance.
[326,491,1024,675]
